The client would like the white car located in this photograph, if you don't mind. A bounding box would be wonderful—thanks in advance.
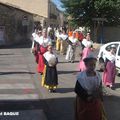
[98,41,120,73]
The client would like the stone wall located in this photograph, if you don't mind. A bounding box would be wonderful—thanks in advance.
[0,4,34,45]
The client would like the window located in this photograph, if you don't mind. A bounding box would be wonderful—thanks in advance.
[118,47,120,56]
[105,44,119,52]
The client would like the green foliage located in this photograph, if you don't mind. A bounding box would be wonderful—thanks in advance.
[61,0,120,27]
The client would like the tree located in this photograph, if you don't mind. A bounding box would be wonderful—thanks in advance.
[61,0,120,27]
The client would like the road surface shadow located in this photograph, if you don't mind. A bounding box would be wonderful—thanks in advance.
[0,97,75,120]
[58,70,78,74]
[0,100,47,111]
[0,53,15,56]
[59,60,79,64]
[104,95,120,120]
[56,88,74,93]
[0,42,31,49]
[0,71,35,75]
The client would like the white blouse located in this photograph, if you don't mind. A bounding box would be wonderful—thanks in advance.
[77,71,101,94]
[38,36,51,47]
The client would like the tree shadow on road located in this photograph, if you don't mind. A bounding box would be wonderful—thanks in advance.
[0,97,75,120]
[0,71,35,75]
[0,53,15,56]
[59,60,79,64]
[103,95,120,120]
[58,70,79,75]
[56,88,74,93]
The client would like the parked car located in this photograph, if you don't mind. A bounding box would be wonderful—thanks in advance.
[98,42,120,73]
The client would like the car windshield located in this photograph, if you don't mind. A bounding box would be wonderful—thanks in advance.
[118,47,120,56]
[105,44,119,53]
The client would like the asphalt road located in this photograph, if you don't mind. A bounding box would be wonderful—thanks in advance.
[0,43,120,120]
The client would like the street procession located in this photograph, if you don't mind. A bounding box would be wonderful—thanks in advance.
[30,24,119,120]
[0,0,120,120]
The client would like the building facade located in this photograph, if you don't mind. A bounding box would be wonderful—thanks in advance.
[0,3,34,45]
[0,0,65,45]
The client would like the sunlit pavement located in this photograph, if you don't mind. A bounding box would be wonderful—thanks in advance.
[0,44,120,120]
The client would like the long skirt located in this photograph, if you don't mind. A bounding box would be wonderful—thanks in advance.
[65,45,76,62]
[102,61,116,86]
[75,96,107,120]
[79,60,86,71]
[78,47,92,71]
[37,46,47,73]
[42,65,58,90]
[56,38,61,51]
[60,40,68,54]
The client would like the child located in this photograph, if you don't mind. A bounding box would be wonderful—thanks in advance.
[42,44,58,92]
[75,53,107,120]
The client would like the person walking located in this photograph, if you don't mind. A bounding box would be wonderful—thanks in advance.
[55,29,62,51]
[82,32,93,50]
[59,30,68,55]
[102,45,116,88]
[65,31,79,63]
[37,28,51,74]
[79,41,93,71]
[31,30,42,64]
[42,44,58,92]
[74,53,107,120]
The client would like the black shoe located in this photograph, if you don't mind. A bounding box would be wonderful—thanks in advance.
[52,89,56,93]
[40,72,43,75]
[48,89,52,93]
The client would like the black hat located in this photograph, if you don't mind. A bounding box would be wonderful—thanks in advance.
[83,53,97,63]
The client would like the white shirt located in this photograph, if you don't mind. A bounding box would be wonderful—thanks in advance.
[82,39,93,47]
[69,36,78,44]
[59,34,68,41]
[105,51,116,63]
[37,36,51,47]
[43,51,57,66]
[77,71,101,94]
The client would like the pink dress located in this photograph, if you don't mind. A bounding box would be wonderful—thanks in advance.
[79,47,92,71]
[102,61,116,87]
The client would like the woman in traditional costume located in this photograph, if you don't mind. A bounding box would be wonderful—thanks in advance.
[65,31,79,63]
[31,30,42,64]
[42,45,58,92]
[59,30,68,55]
[79,41,93,71]
[56,29,62,51]
[82,33,93,50]
[37,29,51,74]
[74,54,107,120]
[102,45,116,88]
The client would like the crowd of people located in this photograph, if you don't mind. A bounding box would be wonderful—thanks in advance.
[30,25,118,120]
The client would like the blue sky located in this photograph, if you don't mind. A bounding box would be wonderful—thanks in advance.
[51,0,64,11]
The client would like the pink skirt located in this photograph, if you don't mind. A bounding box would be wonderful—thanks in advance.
[102,61,116,86]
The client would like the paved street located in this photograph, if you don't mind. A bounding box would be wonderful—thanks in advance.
[0,44,120,120]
